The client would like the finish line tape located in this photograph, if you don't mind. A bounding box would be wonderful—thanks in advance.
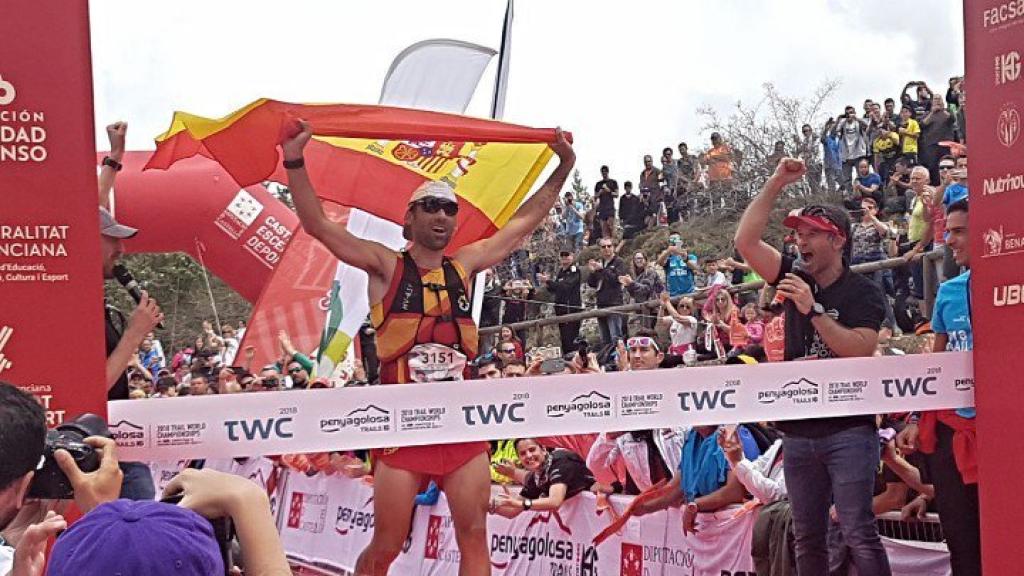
[108,352,974,460]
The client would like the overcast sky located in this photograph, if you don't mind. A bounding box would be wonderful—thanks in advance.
[90,0,965,190]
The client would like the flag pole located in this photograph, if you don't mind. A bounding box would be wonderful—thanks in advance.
[472,0,515,331]
[489,0,514,120]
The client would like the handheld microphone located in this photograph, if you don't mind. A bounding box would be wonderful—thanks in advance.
[111,264,164,329]
[771,259,809,309]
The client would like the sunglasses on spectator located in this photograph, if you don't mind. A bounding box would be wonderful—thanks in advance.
[413,197,459,216]
[288,367,304,373]
[499,347,516,354]
[626,336,660,351]
[939,164,955,170]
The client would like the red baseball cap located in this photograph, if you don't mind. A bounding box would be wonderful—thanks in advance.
[782,205,850,239]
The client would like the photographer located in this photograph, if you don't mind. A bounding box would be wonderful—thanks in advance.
[46,469,290,576]
[0,382,123,576]
[593,165,618,241]
[830,106,869,193]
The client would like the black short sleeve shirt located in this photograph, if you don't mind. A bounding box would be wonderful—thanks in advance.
[519,449,595,501]
[774,256,885,437]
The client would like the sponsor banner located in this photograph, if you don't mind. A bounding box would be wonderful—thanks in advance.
[1,1,107,418]
[279,471,754,576]
[966,0,1024,572]
[272,468,947,576]
[109,352,975,460]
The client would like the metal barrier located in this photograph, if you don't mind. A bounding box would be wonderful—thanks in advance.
[877,511,945,543]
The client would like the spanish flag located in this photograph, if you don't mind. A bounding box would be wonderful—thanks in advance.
[145,99,561,251]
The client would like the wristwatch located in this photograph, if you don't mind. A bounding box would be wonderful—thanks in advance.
[807,302,825,319]
[101,156,123,172]
[522,499,533,511]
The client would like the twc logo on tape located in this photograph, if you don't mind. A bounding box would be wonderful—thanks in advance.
[883,376,937,398]
[462,402,525,426]
[677,389,737,412]
[224,417,294,442]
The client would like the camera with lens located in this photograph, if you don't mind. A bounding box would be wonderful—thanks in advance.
[162,491,236,575]
[27,414,110,500]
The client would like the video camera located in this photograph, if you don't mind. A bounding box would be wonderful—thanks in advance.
[27,413,109,500]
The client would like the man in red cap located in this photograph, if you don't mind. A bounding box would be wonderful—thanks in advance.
[282,120,574,576]
[734,158,889,575]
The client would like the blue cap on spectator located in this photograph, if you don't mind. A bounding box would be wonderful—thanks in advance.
[47,499,224,576]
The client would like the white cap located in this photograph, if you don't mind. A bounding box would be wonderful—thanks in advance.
[408,180,458,205]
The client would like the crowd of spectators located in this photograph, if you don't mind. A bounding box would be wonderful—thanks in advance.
[6,75,971,575]
[477,77,967,353]
[441,75,973,576]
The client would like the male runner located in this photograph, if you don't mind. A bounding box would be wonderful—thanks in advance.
[282,121,574,575]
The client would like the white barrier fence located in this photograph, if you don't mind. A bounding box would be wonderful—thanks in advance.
[150,459,952,576]
[113,352,974,460]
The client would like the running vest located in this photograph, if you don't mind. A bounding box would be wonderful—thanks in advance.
[371,251,478,384]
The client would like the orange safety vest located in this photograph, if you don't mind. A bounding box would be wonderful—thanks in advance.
[370,251,478,384]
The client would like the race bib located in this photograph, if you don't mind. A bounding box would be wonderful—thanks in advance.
[406,343,467,383]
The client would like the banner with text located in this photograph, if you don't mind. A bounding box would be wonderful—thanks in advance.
[0,1,107,420]
[109,353,975,460]
[147,459,950,576]
[280,467,757,576]
[274,466,949,576]
[964,1,1024,573]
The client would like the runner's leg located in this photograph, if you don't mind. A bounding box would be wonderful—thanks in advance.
[355,460,422,576]
[443,452,492,576]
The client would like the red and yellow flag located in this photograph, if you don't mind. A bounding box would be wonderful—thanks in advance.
[146,99,562,250]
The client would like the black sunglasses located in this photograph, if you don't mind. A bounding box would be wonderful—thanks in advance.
[288,367,304,373]
[413,197,458,217]
[939,165,955,170]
